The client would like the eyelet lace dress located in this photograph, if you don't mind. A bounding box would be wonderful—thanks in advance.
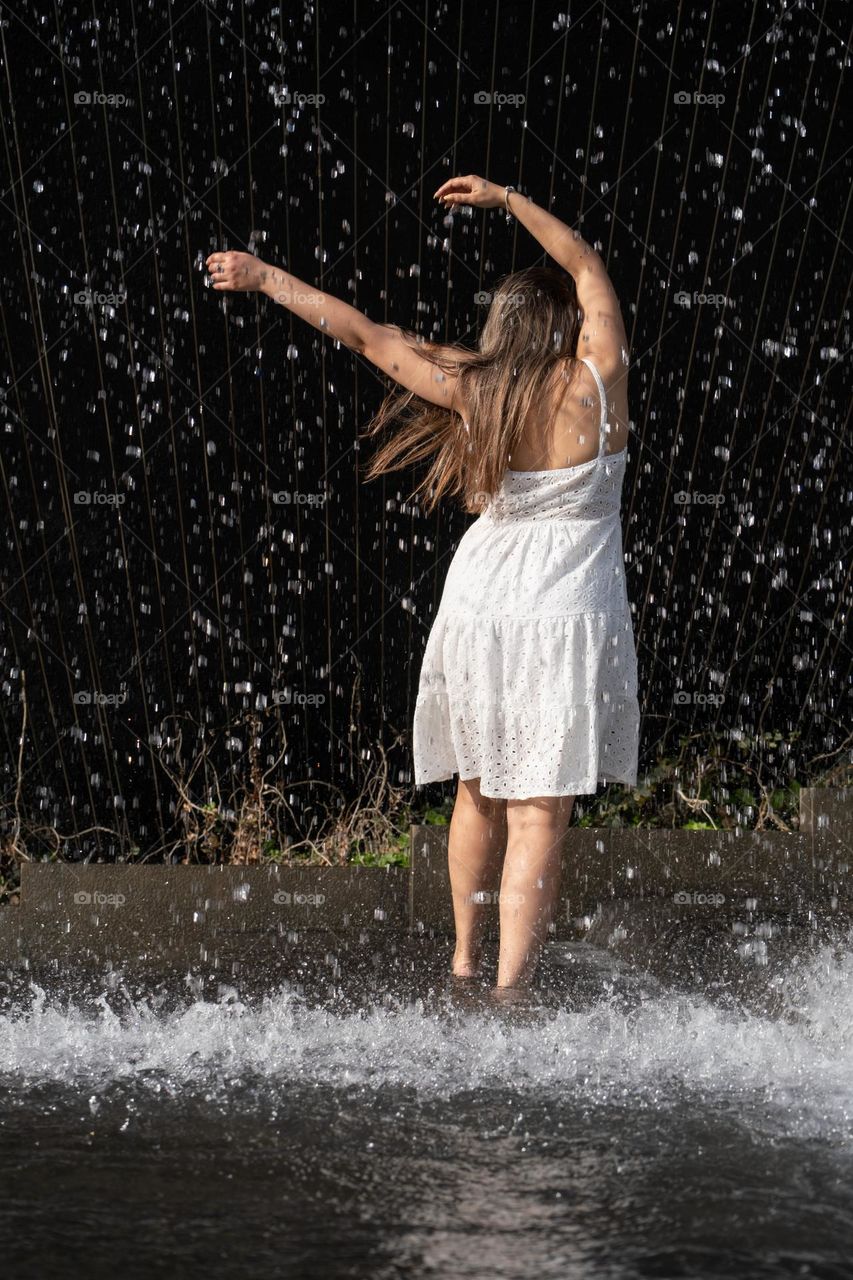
[412,355,640,800]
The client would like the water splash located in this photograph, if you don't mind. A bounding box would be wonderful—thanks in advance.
[2,931,852,1143]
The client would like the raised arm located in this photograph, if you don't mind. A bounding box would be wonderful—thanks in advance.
[507,191,628,374]
[434,176,629,376]
[205,251,468,415]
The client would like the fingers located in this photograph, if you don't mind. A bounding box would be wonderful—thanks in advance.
[433,176,472,199]
[435,190,466,207]
[205,250,261,292]
[205,251,233,288]
[206,250,239,266]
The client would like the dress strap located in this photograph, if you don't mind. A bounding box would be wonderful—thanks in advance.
[578,356,608,457]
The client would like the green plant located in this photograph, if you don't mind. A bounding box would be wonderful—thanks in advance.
[0,712,850,905]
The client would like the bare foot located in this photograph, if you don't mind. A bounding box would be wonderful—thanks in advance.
[489,984,532,1004]
[451,948,481,978]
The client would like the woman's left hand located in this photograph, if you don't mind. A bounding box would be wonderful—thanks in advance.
[205,250,268,292]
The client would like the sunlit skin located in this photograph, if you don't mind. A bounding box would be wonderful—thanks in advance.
[205,250,466,414]
[206,174,628,993]
[204,251,267,293]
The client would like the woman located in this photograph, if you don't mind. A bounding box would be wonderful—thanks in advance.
[206,174,640,999]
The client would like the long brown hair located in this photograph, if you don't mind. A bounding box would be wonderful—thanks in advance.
[358,265,584,514]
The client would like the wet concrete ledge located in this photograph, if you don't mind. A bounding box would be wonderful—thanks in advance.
[412,787,853,937]
[0,788,849,982]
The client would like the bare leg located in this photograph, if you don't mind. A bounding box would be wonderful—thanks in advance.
[447,777,507,976]
[495,794,574,989]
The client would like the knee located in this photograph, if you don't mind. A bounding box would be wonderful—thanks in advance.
[506,796,575,841]
[457,776,507,820]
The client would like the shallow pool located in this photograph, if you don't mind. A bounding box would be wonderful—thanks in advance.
[2,931,852,1278]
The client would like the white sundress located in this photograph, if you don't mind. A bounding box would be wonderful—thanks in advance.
[412,355,640,800]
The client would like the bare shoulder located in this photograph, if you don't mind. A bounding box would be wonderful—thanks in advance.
[583,348,628,392]
[578,351,630,451]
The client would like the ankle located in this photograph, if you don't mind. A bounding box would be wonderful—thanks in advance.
[496,968,534,989]
[453,942,482,963]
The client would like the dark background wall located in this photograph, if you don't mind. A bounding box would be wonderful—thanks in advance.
[0,1,850,858]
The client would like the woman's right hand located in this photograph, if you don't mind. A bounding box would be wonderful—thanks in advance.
[433,175,508,209]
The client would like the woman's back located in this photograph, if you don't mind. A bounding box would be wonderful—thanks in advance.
[506,355,630,473]
[414,340,639,794]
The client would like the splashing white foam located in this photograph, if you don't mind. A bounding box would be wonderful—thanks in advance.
[1,934,852,1141]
